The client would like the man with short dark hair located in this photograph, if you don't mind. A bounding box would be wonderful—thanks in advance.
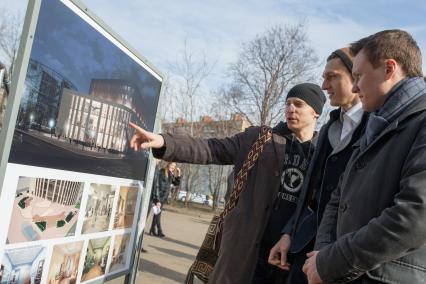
[303,29,426,284]
[268,47,367,284]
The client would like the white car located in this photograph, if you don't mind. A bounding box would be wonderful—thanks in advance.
[178,191,213,206]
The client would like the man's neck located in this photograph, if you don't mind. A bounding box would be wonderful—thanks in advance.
[341,98,361,112]
[293,124,316,142]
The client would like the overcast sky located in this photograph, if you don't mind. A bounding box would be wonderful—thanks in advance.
[5,0,426,112]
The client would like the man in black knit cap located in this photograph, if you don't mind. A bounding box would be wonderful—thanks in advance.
[129,83,326,284]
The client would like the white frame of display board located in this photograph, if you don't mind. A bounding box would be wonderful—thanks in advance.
[0,1,165,284]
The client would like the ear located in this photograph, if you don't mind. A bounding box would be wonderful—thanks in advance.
[384,59,397,80]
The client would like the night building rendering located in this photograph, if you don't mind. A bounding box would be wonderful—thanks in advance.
[56,88,133,153]
[89,79,147,128]
[18,59,77,130]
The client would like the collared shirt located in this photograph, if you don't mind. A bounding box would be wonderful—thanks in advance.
[340,102,363,141]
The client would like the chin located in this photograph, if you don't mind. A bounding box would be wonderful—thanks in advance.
[329,100,339,107]
[287,123,297,131]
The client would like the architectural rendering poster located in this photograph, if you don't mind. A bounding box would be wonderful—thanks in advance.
[0,0,162,283]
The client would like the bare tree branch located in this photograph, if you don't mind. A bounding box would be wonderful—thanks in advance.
[221,22,319,126]
[0,8,22,74]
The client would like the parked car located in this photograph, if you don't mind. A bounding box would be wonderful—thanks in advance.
[178,190,213,206]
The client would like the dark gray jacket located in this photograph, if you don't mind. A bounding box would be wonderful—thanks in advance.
[315,94,426,284]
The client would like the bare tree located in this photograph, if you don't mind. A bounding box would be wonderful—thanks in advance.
[221,22,319,126]
[164,40,215,206]
[0,7,22,128]
[0,8,22,75]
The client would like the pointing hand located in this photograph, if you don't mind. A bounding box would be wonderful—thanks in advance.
[129,122,165,151]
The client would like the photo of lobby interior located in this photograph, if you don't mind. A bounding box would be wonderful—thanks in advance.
[82,184,115,234]
[0,246,45,284]
[113,186,138,229]
[108,233,130,273]
[46,241,83,284]
[7,177,83,244]
[81,237,111,282]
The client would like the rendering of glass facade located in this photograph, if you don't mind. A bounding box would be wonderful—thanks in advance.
[57,89,132,153]
[18,59,77,129]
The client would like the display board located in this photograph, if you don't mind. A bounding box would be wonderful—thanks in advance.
[0,1,163,283]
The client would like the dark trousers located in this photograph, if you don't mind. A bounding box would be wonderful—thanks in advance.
[285,251,308,284]
[252,248,288,284]
[284,238,315,284]
[149,212,163,235]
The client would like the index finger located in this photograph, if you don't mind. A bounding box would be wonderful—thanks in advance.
[129,121,146,133]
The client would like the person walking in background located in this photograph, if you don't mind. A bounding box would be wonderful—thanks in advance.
[149,199,164,237]
[149,162,181,238]
[157,162,181,205]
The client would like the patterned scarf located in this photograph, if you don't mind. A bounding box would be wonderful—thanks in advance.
[361,77,426,151]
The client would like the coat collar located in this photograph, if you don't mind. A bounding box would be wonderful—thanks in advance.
[354,94,426,153]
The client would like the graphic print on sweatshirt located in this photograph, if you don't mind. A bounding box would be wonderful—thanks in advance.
[278,144,310,204]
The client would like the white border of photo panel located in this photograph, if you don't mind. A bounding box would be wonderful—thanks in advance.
[0,163,142,281]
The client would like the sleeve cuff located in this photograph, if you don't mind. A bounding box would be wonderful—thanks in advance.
[316,242,364,283]
[152,134,173,160]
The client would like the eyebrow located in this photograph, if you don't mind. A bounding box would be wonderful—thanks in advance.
[322,71,338,77]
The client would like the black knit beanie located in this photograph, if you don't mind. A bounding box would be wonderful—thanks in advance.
[286,83,326,115]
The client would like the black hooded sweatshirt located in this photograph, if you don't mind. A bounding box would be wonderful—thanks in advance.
[261,121,315,251]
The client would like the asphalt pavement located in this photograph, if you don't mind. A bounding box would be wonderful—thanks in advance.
[136,205,213,283]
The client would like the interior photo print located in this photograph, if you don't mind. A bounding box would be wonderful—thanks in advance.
[46,241,83,284]
[82,183,115,234]
[1,246,46,284]
[81,237,111,282]
[108,233,131,273]
[8,0,162,181]
[7,176,83,244]
[113,186,138,229]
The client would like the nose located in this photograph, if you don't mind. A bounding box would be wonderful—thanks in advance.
[352,82,359,93]
[286,104,296,113]
[321,79,329,90]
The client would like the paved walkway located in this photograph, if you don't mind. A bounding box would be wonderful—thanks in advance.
[136,205,214,284]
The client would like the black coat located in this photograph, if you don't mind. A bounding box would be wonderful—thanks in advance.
[315,94,426,283]
[152,167,180,203]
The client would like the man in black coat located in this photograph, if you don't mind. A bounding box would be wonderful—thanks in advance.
[268,47,367,284]
[303,29,426,284]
